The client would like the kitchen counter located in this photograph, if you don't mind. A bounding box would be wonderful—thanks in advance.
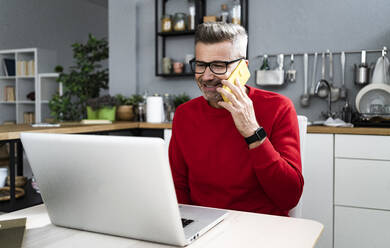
[307,126,390,135]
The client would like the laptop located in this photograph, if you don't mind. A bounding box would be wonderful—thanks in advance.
[20,132,228,246]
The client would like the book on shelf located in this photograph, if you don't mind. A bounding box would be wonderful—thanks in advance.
[3,58,15,76]
[23,112,35,124]
[4,86,15,102]
[2,59,8,76]
[16,61,27,76]
[27,60,35,76]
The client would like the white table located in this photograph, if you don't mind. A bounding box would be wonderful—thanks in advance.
[0,204,323,248]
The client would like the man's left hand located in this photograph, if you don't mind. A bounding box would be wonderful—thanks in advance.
[217,79,260,139]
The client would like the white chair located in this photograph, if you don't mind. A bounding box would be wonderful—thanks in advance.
[289,115,308,218]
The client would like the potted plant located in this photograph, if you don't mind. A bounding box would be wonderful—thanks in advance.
[86,95,118,121]
[115,94,144,121]
[49,34,109,121]
[172,93,191,109]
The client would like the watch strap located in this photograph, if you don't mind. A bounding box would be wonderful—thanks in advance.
[245,127,266,145]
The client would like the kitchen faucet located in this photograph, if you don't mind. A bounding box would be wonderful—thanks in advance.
[314,79,333,118]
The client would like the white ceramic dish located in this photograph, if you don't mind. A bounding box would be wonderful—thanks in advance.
[355,83,390,114]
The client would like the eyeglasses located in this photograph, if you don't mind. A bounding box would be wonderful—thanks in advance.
[189,58,244,75]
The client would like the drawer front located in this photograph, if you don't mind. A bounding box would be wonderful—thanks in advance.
[335,134,390,160]
[334,206,390,248]
[335,158,390,210]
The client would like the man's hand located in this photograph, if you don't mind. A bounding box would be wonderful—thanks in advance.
[217,79,263,147]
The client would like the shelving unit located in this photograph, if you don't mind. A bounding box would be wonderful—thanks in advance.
[37,73,61,122]
[155,0,248,77]
[0,48,56,124]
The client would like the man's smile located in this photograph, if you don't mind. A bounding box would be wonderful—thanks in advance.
[202,81,223,91]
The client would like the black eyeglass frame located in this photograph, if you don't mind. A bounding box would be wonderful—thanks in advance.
[189,58,245,75]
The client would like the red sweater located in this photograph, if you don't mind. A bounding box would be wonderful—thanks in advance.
[169,86,303,216]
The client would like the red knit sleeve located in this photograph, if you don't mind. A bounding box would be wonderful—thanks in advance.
[169,113,192,204]
[249,101,304,211]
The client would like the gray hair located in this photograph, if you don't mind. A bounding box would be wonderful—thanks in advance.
[195,22,248,58]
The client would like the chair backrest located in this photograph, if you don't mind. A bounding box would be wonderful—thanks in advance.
[289,115,308,218]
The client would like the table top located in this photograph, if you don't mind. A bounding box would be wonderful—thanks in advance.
[0,122,172,141]
[0,204,323,248]
[1,122,390,141]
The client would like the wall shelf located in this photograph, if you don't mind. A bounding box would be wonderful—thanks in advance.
[155,0,249,77]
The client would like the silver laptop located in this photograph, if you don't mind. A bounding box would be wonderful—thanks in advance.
[21,132,227,246]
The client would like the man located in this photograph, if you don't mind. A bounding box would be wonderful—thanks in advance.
[169,22,303,216]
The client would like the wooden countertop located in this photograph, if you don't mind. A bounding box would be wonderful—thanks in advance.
[0,122,172,141]
[2,122,390,141]
[307,126,390,135]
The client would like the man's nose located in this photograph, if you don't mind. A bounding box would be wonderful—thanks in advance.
[202,66,215,80]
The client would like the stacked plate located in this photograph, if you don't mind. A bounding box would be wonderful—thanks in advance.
[355,83,390,117]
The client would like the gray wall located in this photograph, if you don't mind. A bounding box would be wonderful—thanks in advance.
[108,0,137,96]
[110,0,390,121]
[0,0,108,71]
[0,0,108,177]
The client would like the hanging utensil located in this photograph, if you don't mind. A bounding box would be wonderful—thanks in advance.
[317,52,329,98]
[339,51,347,99]
[300,53,310,107]
[310,52,318,95]
[286,54,296,83]
[328,50,340,102]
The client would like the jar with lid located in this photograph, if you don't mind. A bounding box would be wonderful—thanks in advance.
[231,0,241,25]
[161,14,172,32]
[188,0,195,30]
[173,13,187,32]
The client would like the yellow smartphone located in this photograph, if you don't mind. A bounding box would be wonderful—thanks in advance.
[222,59,251,102]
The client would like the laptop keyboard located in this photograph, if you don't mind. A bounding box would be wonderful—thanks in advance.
[181,218,194,227]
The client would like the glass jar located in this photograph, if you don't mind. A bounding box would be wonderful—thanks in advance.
[173,13,187,32]
[231,0,241,25]
[161,14,172,32]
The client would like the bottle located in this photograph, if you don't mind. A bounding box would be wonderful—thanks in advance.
[188,0,195,30]
[260,55,270,70]
[220,4,229,23]
[231,0,241,25]
[341,100,352,123]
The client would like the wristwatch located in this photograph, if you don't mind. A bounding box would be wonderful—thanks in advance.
[244,127,267,145]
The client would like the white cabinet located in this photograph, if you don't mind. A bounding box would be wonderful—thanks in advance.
[334,206,390,248]
[334,134,390,248]
[303,134,334,248]
[0,48,56,124]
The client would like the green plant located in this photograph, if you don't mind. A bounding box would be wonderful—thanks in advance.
[49,34,109,121]
[87,95,118,111]
[173,93,191,109]
[115,94,144,106]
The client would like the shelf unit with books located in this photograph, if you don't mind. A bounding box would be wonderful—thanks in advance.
[0,48,56,124]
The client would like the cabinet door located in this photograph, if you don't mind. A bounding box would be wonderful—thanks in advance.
[335,158,390,210]
[335,134,390,160]
[302,134,333,248]
[335,206,390,248]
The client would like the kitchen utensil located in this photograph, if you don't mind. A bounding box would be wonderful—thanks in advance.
[300,53,310,107]
[317,52,329,98]
[339,51,347,99]
[286,54,296,83]
[277,54,284,70]
[354,50,370,85]
[309,52,318,95]
[327,50,340,102]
